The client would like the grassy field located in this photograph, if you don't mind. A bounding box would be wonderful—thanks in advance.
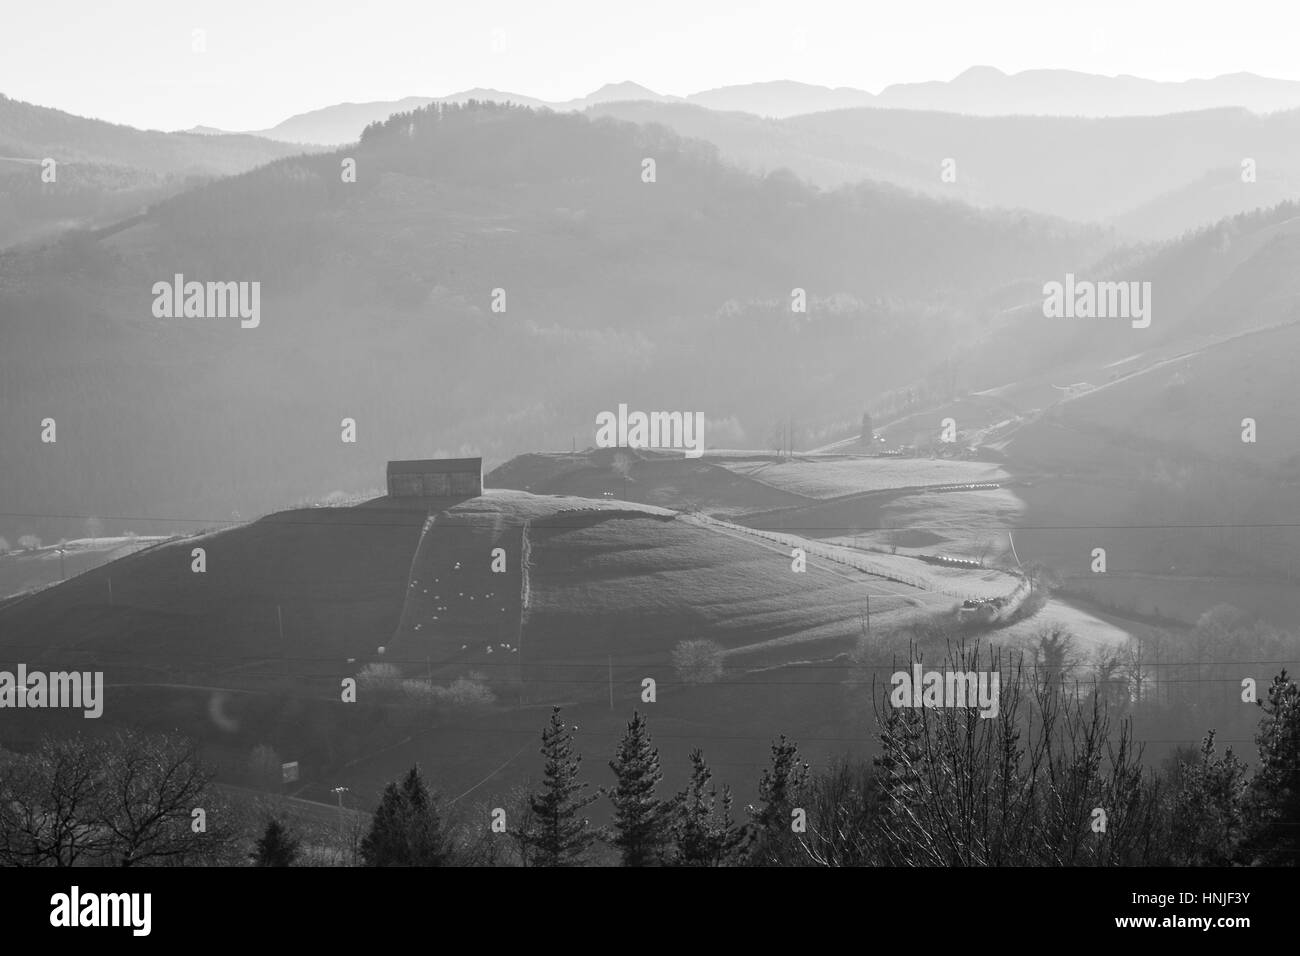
[0,487,941,811]
[388,489,947,695]
[0,505,427,685]
[0,536,172,600]
[716,456,1010,499]
[0,458,1176,815]
[488,448,809,515]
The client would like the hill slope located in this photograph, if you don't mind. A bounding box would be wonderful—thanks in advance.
[0,94,315,249]
[0,100,1107,542]
[590,101,1300,240]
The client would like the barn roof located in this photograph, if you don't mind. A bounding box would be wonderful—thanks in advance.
[386,457,482,475]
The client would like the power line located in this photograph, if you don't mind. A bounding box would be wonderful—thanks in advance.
[6,509,1300,532]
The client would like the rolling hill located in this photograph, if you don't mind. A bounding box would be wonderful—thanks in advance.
[208,69,1300,147]
[0,482,958,808]
[0,94,317,249]
[589,101,1300,240]
[0,100,1108,545]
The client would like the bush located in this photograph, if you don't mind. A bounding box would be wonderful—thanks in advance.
[356,662,403,698]
[429,677,496,708]
[672,640,724,684]
[359,664,495,710]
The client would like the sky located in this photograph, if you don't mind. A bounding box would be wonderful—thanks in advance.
[3,0,1298,131]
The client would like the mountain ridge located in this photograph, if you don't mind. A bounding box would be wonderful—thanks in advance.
[184,68,1300,145]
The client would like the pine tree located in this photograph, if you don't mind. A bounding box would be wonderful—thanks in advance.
[251,817,301,866]
[1163,731,1247,865]
[671,748,740,866]
[526,707,597,866]
[403,765,450,865]
[606,710,670,866]
[1243,670,1300,864]
[360,765,449,866]
[361,781,407,865]
[745,734,810,865]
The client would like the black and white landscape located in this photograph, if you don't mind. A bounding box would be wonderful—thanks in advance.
[1,0,1298,895]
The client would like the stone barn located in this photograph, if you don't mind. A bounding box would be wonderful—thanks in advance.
[386,457,483,504]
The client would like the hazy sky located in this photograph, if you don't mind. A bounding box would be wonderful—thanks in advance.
[4,0,1298,131]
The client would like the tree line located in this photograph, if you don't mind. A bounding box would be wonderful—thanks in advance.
[285,653,1300,867]
[3,646,1298,866]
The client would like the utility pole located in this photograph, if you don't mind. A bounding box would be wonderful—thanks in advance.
[1154,641,1161,708]
[518,522,529,706]
[331,786,349,839]
[608,655,614,711]
[107,577,113,605]
[57,548,66,581]
[1133,637,1143,705]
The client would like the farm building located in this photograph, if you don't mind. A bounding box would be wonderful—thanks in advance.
[386,457,483,500]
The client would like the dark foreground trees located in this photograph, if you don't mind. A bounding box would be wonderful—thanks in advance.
[360,765,449,866]
[605,710,670,865]
[253,818,302,866]
[9,639,1300,867]
[670,749,741,866]
[0,730,237,866]
[1241,670,1300,864]
[520,707,598,866]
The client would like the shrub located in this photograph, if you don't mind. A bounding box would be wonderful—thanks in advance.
[356,663,403,698]
[429,677,496,708]
[672,639,724,684]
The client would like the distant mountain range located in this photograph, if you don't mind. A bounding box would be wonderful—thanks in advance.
[185,69,1300,145]
[0,93,315,249]
[588,100,1300,241]
[0,101,1106,531]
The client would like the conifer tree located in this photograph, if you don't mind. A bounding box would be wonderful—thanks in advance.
[606,710,670,866]
[525,707,597,866]
[251,817,301,867]
[360,765,449,866]
[745,734,810,865]
[361,781,406,865]
[671,748,740,866]
[1243,670,1300,864]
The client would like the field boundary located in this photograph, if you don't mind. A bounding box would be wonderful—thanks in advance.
[683,512,1023,601]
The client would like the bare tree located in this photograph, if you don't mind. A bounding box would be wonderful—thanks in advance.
[95,730,231,866]
[0,739,105,866]
[0,732,236,867]
[871,642,1163,866]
